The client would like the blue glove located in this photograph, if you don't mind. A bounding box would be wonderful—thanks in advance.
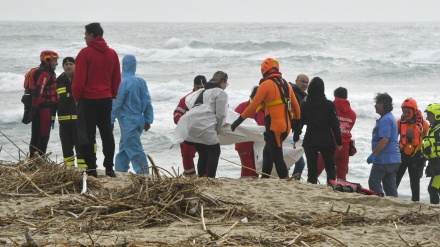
[51,123,54,129]
[367,154,376,164]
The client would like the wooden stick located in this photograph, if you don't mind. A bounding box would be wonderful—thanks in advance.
[201,204,207,231]
[220,157,278,179]
[0,131,27,158]
[147,154,161,179]
[16,169,54,200]
[321,233,347,247]
[216,220,240,244]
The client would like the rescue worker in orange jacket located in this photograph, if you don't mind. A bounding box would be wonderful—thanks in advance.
[396,98,429,201]
[231,58,301,179]
[29,50,59,157]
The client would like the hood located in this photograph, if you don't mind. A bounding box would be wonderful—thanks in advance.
[334,98,351,113]
[88,36,109,53]
[306,94,327,108]
[122,55,136,78]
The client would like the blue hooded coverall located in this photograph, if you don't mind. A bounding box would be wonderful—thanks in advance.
[111,55,154,174]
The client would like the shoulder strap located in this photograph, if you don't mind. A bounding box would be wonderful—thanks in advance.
[193,89,205,107]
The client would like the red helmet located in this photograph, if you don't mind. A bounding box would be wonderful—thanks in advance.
[40,50,59,66]
[261,57,279,75]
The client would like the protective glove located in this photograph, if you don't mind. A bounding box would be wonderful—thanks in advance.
[231,116,245,132]
[367,154,376,164]
[51,123,54,130]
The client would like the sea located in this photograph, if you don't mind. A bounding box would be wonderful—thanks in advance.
[1,21,439,202]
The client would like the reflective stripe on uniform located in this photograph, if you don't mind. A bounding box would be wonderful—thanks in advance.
[57,87,66,94]
[184,167,196,175]
[175,106,186,114]
[77,158,87,169]
[431,175,440,189]
[58,115,78,121]
[64,156,75,166]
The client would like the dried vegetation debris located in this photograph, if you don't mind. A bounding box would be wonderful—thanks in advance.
[0,158,439,246]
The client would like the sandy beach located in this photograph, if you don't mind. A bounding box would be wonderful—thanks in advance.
[1,158,440,247]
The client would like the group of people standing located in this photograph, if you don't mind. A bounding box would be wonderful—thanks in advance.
[174,57,440,205]
[367,94,440,204]
[22,22,440,204]
[24,22,153,178]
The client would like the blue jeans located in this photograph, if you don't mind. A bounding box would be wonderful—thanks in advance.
[292,156,305,176]
[368,163,401,197]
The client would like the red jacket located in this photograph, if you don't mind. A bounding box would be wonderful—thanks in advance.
[334,98,356,143]
[32,69,57,108]
[72,37,121,102]
[235,100,265,153]
[235,100,265,126]
[173,92,192,124]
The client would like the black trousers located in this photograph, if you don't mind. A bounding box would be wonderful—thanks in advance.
[261,144,288,179]
[194,143,220,178]
[396,152,425,201]
[59,122,84,166]
[76,98,115,171]
[304,146,336,184]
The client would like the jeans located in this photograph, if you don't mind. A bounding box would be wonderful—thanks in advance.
[368,163,401,197]
[291,156,305,176]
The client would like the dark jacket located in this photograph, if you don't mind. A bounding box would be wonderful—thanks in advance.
[302,94,342,147]
[289,82,307,106]
[56,72,77,123]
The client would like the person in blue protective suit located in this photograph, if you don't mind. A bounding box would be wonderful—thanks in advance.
[111,54,154,174]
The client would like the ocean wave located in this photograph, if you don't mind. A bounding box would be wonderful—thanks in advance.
[0,72,23,92]
[390,49,440,64]
[113,43,248,60]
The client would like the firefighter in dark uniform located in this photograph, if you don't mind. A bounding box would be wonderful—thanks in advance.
[56,57,87,168]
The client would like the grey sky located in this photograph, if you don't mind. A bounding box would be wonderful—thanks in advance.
[1,0,439,22]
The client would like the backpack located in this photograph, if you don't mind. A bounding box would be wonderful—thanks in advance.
[21,67,42,124]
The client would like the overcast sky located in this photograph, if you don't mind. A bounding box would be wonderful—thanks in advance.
[1,0,439,22]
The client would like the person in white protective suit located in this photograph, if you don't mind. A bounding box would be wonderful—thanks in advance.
[111,54,154,174]
[176,71,229,177]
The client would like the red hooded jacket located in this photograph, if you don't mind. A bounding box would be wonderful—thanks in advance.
[334,98,356,143]
[72,37,121,102]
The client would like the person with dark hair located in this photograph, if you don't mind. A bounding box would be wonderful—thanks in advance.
[28,50,59,157]
[301,77,342,184]
[72,22,121,178]
[173,75,207,176]
[231,58,301,179]
[234,86,265,178]
[56,57,86,168]
[317,87,356,181]
[423,103,440,204]
[289,74,309,179]
[176,71,229,177]
[395,98,429,201]
[367,93,401,197]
